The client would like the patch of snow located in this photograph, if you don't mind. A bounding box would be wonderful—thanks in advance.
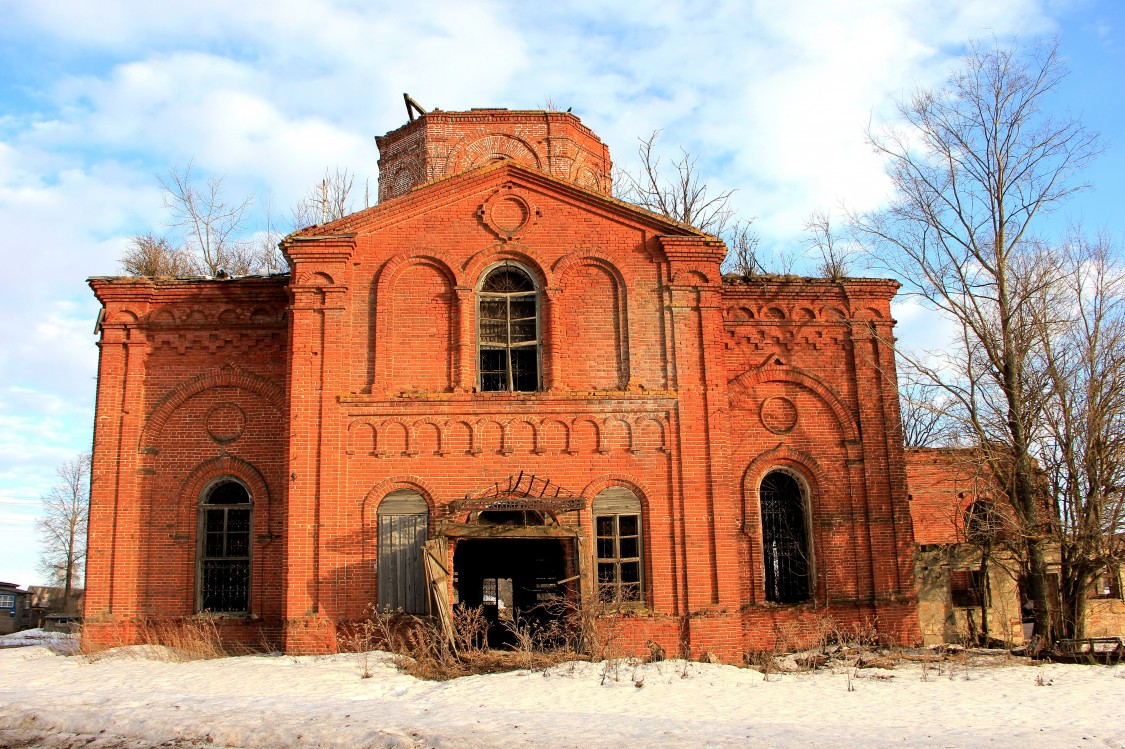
[0,628,78,653]
[0,646,1122,748]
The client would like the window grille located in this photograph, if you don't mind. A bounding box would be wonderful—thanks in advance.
[759,471,811,603]
[478,265,540,392]
[198,480,251,613]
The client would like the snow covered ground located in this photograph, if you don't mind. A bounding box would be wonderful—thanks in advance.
[0,637,1122,748]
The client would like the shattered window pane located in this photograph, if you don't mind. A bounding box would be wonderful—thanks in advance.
[479,266,539,392]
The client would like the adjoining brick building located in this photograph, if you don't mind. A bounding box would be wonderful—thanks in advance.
[86,108,921,658]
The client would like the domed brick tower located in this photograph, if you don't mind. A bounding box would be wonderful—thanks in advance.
[375,107,613,202]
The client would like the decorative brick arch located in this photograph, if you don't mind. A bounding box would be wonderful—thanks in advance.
[373,253,458,391]
[462,248,552,290]
[375,252,459,293]
[552,250,631,288]
[741,443,829,501]
[180,455,272,510]
[729,365,860,443]
[582,474,654,512]
[140,366,284,451]
[295,270,335,287]
[445,133,542,176]
[360,476,439,515]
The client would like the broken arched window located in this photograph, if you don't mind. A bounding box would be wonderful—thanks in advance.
[478,264,540,392]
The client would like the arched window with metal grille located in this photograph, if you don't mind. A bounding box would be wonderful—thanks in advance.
[197,479,252,613]
[759,471,811,603]
[477,264,540,392]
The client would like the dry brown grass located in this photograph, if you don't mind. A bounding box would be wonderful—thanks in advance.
[337,600,604,681]
[79,617,261,662]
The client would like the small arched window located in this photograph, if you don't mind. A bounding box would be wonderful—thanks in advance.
[964,500,1002,544]
[198,479,252,614]
[377,489,429,613]
[478,264,540,392]
[592,487,644,604]
[759,471,811,603]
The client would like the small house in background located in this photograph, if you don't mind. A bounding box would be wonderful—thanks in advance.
[905,447,1125,645]
[905,448,1026,646]
[1085,541,1125,639]
[0,582,35,635]
[27,587,85,632]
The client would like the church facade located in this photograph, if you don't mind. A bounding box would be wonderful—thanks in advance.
[86,109,921,658]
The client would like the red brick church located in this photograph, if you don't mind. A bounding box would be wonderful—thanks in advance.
[86,108,921,658]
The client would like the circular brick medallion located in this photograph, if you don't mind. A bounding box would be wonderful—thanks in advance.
[490,196,529,232]
[760,396,798,434]
[206,402,247,444]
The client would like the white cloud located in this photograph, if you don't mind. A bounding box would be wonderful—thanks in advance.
[0,0,1100,579]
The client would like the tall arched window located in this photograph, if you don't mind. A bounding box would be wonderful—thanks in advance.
[759,471,811,603]
[478,264,540,392]
[592,487,644,604]
[377,489,429,613]
[198,479,252,613]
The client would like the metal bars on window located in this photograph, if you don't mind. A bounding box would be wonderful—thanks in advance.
[198,481,251,613]
[759,471,811,604]
[478,266,540,392]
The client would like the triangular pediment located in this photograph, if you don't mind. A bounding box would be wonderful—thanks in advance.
[286,160,711,242]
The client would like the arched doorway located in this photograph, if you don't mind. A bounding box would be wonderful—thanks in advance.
[445,474,584,647]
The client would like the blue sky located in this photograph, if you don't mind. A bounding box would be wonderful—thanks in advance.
[0,0,1122,586]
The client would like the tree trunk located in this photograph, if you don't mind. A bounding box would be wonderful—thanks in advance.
[1025,537,1053,644]
[978,548,991,645]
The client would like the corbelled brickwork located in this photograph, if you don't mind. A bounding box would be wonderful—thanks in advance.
[86,109,921,658]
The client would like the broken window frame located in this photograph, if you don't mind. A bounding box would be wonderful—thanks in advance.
[477,263,541,392]
[759,470,813,604]
[1089,565,1123,600]
[196,478,252,615]
[950,569,990,608]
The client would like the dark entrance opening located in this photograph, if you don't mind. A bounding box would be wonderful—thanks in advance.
[453,538,571,648]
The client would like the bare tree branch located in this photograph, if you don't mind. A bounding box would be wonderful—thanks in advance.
[852,38,1104,642]
[37,452,90,612]
[291,166,356,229]
[160,161,255,275]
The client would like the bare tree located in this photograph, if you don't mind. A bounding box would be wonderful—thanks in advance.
[253,193,288,274]
[37,453,90,612]
[616,130,763,273]
[616,130,736,236]
[853,39,1102,642]
[724,218,766,276]
[291,167,356,229]
[160,162,255,275]
[898,366,958,448]
[1033,231,1125,638]
[803,209,854,279]
[119,232,198,277]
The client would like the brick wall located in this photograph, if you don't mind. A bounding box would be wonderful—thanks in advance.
[85,110,922,658]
